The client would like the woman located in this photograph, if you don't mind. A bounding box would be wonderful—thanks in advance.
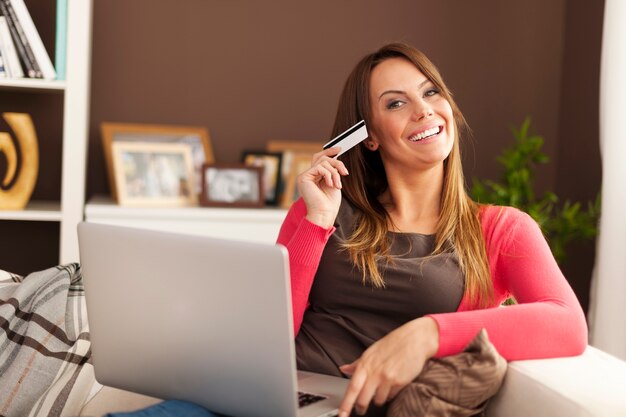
[115,42,587,417]
[276,42,587,417]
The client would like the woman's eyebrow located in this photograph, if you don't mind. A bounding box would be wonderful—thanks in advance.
[378,79,431,101]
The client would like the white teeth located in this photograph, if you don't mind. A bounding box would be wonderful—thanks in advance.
[409,126,440,142]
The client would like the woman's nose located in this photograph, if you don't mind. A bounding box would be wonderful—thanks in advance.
[411,102,433,121]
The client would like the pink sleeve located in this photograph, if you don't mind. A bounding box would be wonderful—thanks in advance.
[276,198,335,336]
[428,209,588,361]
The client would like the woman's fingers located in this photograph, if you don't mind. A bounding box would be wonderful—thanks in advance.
[339,369,366,417]
[339,369,393,416]
[339,362,357,376]
[311,146,340,165]
[354,380,378,415]
[302,158,348,190]
[373,384,391,407]
[305,163,339,189]
[311,147,349,175]
[320,160,343,188]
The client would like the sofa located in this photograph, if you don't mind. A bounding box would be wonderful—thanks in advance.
[78,345,626,417]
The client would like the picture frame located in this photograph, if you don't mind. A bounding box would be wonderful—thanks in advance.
[110,141,197,207]
[241,151,282,206]
[200,164,264,208]
[101,122,214,201]
[280,153,314,208]
[265,140,324,208]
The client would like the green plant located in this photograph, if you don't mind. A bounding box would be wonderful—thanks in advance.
[470,117,600,264]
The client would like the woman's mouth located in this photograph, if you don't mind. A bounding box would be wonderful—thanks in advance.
[408,126,443,142]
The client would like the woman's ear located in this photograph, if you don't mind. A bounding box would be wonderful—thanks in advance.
[364,138,379,151]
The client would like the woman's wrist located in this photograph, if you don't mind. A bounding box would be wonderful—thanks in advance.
[305,212,336,229]
[413,317,440,359]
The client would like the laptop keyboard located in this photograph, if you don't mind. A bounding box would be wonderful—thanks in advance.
[298,391,327,407]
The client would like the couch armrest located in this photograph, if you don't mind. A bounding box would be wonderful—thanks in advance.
[486,345,626,417]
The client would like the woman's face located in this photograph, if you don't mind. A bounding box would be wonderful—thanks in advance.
[367,57,455,171]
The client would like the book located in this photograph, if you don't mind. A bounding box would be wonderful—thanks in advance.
[54,0,67,80]
[8,0,55,79]
[0,0,40,78]
[0,47,6,78]
[0,16,23,77]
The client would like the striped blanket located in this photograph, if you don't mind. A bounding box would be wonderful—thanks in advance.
[0,264,98,417]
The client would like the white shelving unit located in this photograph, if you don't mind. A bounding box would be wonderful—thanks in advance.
[0,0,93,264]
[85,197,288,245]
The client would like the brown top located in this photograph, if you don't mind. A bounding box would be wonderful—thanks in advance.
[295,199,464,376]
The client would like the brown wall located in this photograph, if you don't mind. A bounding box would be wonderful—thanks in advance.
[555,1,604,312]
[2,1,604,312]
[87,0,571,194]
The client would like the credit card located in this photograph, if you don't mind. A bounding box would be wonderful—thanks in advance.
[323,120,368,158]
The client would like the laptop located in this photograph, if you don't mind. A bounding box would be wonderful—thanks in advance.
[78,222,349,417]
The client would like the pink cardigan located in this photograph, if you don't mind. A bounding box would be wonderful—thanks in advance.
[276,198,588,361]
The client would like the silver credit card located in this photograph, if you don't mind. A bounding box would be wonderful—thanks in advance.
[323,120,368,158]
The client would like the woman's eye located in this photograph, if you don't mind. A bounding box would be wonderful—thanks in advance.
[386,100,404,109]
[424,88,440,97]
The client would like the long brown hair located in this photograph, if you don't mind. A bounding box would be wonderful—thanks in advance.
[334,43,493,308]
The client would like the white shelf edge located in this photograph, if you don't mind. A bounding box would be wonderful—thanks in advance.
[85,197,288,222]
[0,201,62,221]
[0,78,66,92]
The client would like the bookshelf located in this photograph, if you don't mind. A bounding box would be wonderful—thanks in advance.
[0,0,92,266]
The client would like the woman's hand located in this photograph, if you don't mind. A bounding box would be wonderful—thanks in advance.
[337,317,440,417]
[297,147,349,229]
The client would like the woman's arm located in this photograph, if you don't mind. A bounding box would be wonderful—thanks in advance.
[276,198,335,335]
[429,208,588,361]
[276,147,349,335]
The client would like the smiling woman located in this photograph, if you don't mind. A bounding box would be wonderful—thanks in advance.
[279,42,587,417]
[366,57,456,207]
[119,42,588,417]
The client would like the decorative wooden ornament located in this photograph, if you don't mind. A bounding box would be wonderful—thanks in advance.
[0,113,39,210]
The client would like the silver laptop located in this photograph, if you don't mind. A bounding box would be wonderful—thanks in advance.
[78,222,348,417]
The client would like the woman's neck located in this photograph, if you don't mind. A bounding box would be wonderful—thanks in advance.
[379,163,444,234]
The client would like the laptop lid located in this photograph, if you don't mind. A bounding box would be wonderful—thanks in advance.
[78,222,302,417]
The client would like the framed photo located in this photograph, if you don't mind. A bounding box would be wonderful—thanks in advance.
[241,151,282,206]
[111,141,197,207]
[101,122,214,201]
[281,153,314,208]
[265,141,323,208]
[201,164,264,208]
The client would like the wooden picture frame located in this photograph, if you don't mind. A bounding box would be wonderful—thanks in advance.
[111,141,197,207]
[241,151,282,206]
[200,164,264,208]
[101,122,214,202]
[265,141,323,208]
[280,153,314,208]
